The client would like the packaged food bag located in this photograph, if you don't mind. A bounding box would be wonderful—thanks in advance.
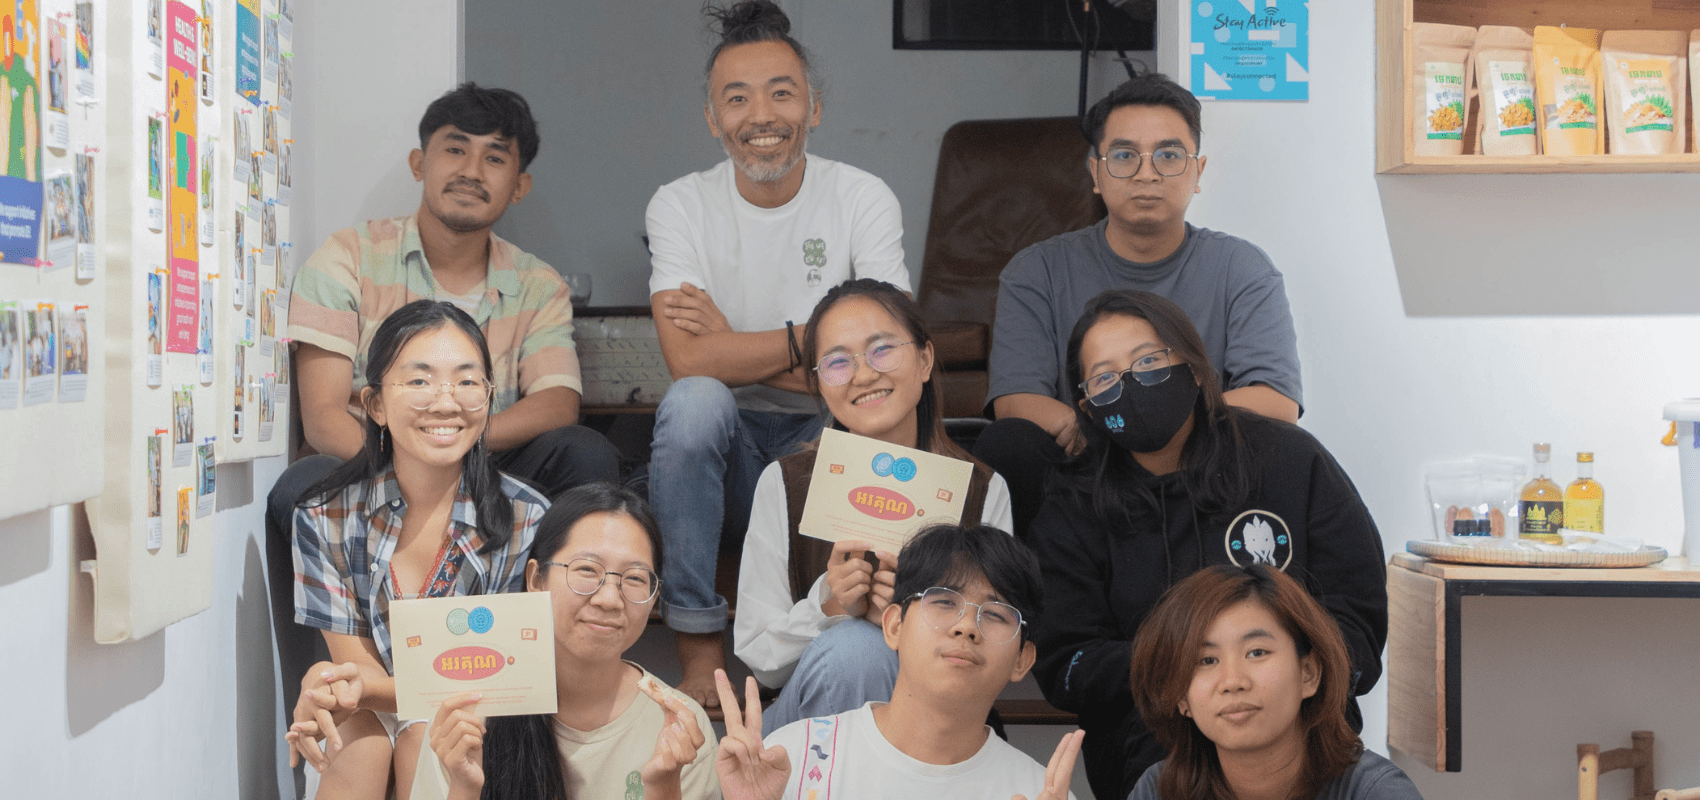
[1412,23,1476,156]
[1474,26,1539,155]
[1535,26,1604,155]
[1602,30,1687,155]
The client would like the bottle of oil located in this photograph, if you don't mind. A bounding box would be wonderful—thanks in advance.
[1519,443,1564,544]
[1564,452,1604,533]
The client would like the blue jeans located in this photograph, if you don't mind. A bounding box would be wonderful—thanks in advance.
[761,618,898,735]
[648,376,822,633]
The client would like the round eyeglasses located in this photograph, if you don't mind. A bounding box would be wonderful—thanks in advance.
[907,586,1025,645]
[1094,146,1197,179]
[386,378,494,411]
[1079,348,1173,407]
[814,340,913,387]
[545,559,662,605]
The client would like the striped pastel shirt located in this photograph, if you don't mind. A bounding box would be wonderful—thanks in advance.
[292,470,547,672]
[287,213,582,413]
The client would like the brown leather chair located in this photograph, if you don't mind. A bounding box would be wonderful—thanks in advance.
[916,117,1106,419]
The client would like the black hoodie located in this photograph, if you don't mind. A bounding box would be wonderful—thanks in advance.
[1029,414,1388,800]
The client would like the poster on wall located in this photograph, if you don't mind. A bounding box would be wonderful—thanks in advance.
[74,153,94,279]
[44,17,68,152]
[74,1,93,99]
[166,1,198,354]
[198,1,214,105]
[146,0,164,78]
[44,171,74,269]
[0,302,18,409]
[235,0,260,106]
[22,300,55,405]
[57,304,86,402]
[1188,0,1309,101]
[0,1,43,266]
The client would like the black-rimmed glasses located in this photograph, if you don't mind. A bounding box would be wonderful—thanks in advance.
[1093,146,1197,178]
[906,586,1025,645]
[1079,348,1173,406]
[544,558,661,605]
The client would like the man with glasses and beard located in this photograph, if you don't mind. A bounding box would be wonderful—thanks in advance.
[975,73,1304,537]
[644,0,910,709]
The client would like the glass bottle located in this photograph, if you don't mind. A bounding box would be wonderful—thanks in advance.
[1518,443,1564,544]
[1565,452,1604,533]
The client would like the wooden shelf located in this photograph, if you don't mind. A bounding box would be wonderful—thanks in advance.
[1377,0,1700,174]
[1386,552,1700,772]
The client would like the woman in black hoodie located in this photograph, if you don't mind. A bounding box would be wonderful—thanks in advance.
[1028,290,1387,800]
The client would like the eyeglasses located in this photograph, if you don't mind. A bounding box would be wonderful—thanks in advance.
[814,340,913,387]
[1093,146,1197,179]
[906,586,1025,645]
[544,558,661,605]
[1079,348,1173,406]
[386,377,494,411]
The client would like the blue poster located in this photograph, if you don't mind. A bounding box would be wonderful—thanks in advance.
[1189,0,1309,101]
[234,0,259,106]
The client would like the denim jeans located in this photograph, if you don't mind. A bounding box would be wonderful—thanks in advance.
[648,376,823,633]
[761,618,898,735]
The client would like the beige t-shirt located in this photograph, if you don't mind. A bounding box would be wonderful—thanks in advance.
[412,664,720,800]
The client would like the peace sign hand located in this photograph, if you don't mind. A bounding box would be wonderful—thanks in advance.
[1012,729,1084,800]
[712,669,791,800]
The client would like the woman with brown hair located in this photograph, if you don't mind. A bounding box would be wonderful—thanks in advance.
[1129,565,1422,800]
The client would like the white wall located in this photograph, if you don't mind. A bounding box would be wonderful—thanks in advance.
[0,1,463,797]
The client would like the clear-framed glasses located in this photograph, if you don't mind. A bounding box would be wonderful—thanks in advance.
[1079,348,1174,407]
[386,377,494,411]
[814,340,913,387]
[545,558,662,605]
[1094,146,1197,179]
[907,586,1025,645]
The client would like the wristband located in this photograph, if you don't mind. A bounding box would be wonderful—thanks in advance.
[786,321,803,371]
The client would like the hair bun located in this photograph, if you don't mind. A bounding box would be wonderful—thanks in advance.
[708,0,792,40]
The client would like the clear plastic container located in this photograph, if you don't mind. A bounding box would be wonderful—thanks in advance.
[1663,399,1700,560]
[1425,456,1527,540]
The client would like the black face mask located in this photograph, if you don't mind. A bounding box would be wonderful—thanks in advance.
[1083,363,1199,453]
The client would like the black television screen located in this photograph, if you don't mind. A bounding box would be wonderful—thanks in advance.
[894,0,1155,51]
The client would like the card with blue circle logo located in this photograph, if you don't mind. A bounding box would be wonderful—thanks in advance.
[390,591,557,720]
[1188,0,1308,101]
[801,429,975,553]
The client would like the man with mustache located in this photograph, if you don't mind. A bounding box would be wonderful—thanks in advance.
[976,73,1303,536]
[274,83,619,538]
[644,0,909,708]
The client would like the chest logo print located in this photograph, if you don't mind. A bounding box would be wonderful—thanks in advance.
[803,238,826,286]
[1224,509,1293,570]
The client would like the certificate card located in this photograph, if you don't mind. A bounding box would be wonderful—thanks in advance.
[800,429,974,553]
[391,592,557,721]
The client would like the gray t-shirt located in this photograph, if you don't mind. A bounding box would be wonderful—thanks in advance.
[987,220,1301,414]
[1127,750,1425,800]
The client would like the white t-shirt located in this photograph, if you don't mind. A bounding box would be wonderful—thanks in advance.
[411,664,720,800]
[645,155,911,414]
[765,702,1075,800]
[734,461,1015,687]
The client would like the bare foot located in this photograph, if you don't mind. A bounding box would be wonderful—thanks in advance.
[675,631,725,709]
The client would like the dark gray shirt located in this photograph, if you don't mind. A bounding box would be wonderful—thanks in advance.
[987,220,1301,413]
[1127,750,1425,800]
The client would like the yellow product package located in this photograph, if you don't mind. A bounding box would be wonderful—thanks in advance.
[1534,26,1603,155]
[1602,30,1687,155]
[1473,26,1538,155]
[1411,23,1476,156]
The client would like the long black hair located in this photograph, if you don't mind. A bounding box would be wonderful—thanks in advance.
[299,300,514,553]
[1054,290,1256,522]
[478,483,664,800]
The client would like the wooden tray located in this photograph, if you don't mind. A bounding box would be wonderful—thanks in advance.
[1406,540,1668,568]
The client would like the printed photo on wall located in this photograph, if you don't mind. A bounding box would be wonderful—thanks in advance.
[232,109,251,187]
[22,302,57,406]
[278,55,291,119]
[146,433,163,552]
[231,345,244,440]
[260,202,276,267]
[262,104,277,173]
[146,0,164,78]
[0,303,19,409]
[263,14,279,83]
[198,276,214,385]
[199,1,215,105]
[57,305,88,403]
[75,2,95,99]
[232,210,246,309]
[258,287,275,356]
[244,261,257,344]
[146,270,164,386]
[45,19,69,152]
[277,141,290,206]
[199,136,214,247]
[247,148,262,216]
[74,154,95,279]
[258,376,274,442]
[176,486,191,556]
[280,0,293,38]
[172,384,194,466]
[274,346,288,386]
[44,172,75,270]
[195,439,215,517]
[147,114,165,231]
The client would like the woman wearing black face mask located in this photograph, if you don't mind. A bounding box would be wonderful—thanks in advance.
[1026,290,1390,800]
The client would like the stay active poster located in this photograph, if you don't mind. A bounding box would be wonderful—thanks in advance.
[0,0,42,264]
[166,1,197,352]
[1189,0,1309,101]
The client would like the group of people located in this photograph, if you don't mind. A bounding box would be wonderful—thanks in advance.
[275,2,1420,799]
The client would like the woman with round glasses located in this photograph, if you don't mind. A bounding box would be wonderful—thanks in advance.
[416,483,722,800]
[285,300,548,799]
[734,278,1014,734]
[1028,289,1388,800]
